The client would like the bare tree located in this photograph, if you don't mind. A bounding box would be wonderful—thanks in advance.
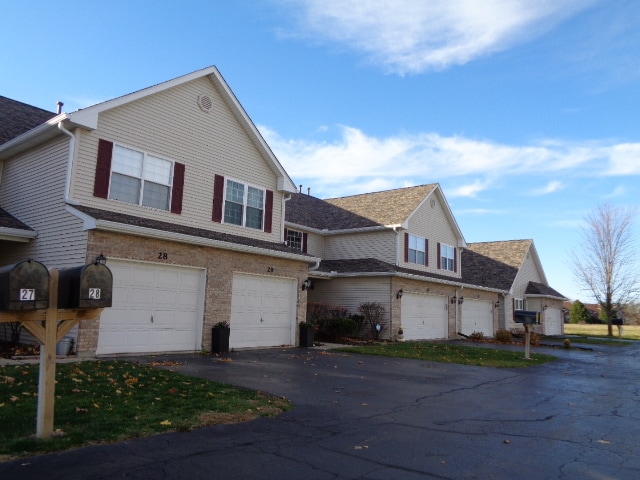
[571,204,639,335]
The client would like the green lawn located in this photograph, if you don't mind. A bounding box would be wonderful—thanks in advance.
[564,323,640,340]
[0,360,290,460]
[336,341,556,368]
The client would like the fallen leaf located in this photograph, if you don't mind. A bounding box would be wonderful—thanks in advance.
[160,420,172,426]
[354,445,369,450]
[9,396,19,402]
[503,440,511,444]
[598,439,610,444]
[75,407,88,413]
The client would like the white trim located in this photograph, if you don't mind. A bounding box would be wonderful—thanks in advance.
[0,228,37,242]
[284,221,397,236]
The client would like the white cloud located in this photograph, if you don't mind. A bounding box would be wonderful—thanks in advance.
[260,124,640,197]
[531,180,564,195]
[279,0,595,73]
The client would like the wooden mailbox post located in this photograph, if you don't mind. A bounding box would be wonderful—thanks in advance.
[0,259,111,438]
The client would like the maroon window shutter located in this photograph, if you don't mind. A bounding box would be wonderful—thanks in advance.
[437,243,441,269]
[404,233,409,262]
[425,239,429,266]
[170,162,185,214]
[454,247,458,273]
[264,190,274,233]
[302,232,308,253]
[93,139,113,198]
[212,174,224,223]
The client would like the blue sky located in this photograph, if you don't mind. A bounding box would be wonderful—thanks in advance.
[3,0,639,301]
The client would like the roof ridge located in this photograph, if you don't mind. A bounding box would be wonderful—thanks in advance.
[324,183,438,201]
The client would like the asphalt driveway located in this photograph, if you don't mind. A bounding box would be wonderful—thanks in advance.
[2,341,639,479]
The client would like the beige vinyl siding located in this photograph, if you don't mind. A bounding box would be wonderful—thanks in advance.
[305,232,324,258]
[403,195,460,277]
[310,277,392,339]
[512,251,545,300]
[70,76,283,243]
[324,230,396,263]
[0,137,88,268]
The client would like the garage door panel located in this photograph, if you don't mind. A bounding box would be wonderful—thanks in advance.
[461,300,494,336]
[97,261,204,355]
[230,274,295,349]
[402,294,448,340]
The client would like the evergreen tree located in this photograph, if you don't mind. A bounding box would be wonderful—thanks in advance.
[569,300,591,324]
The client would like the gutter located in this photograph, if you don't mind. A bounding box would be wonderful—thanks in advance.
[0,228,37,242]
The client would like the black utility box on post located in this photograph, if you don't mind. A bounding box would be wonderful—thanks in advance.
[58,263,113,309]
[0,259,50,311]
[514,310,539,325]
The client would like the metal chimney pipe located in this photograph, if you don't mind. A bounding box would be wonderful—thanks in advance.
[56,101,64,114]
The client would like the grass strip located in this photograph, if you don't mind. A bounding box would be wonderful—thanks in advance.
[0,360,290,460]
[336,342,556,368]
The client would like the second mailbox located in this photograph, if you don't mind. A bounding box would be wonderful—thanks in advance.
[58,263,113,309]
[514,310,539,325]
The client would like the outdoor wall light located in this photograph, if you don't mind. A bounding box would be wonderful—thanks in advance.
[94,253,107,266]
[494,301,500,308]
[543,305,548,310]
[458,296,464,305]
[302,279,313,291]
[451,295,457,304]
[396,289,404,299]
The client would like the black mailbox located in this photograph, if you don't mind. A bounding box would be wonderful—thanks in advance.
[612,317,623,326]
[514,310,539,325]
[0,259,50,311]
[58,263,113,309]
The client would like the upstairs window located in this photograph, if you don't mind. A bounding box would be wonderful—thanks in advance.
[515,298,525,310]
[286,229,303,251]
[93,139,184,214]
[408,234,426,265]
[109,145,173,211]
[440,243,455,271]
[224,179,264,230]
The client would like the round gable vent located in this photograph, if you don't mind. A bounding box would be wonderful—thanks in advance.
[198,95,213,112]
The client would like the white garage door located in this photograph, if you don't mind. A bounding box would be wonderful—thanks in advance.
[230,273,296,349]
[461,299,494,337]
[97,261,204,355]
[401,293,448,340]
[544,307,563,336]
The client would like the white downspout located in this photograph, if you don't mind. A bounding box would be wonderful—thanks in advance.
[58,121,80,205]
[392,225,401,265]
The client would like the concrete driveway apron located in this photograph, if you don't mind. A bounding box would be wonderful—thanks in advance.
[2,341,639,479]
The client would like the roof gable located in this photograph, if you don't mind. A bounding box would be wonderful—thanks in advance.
[0,67,296,192]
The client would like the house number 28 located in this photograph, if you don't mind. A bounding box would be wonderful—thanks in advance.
[158,252,168,260]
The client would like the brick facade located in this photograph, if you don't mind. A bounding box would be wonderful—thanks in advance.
[78,230,310,355]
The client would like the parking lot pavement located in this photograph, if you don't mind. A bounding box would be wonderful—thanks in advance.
[2,341,640,479]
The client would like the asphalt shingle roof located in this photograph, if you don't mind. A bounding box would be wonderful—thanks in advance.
[0,207,33,231]
[71,205,311,257]
[0,96,56,145]
[465,240,532,269]
[286,193,380,230]
[526,281,566,299]
[460,248,518,291]
[324,184,438,226]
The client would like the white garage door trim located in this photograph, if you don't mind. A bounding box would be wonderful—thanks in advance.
[230,273,296,349]
[97,260,205,355]
[401,293,448,340]
[461,299,494,337]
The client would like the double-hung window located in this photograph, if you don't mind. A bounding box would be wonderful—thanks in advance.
[514,298,525,310]
[109,144,173,211]
[408,234,426,265]
[224,179,264,230]
[440,244,455,271]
